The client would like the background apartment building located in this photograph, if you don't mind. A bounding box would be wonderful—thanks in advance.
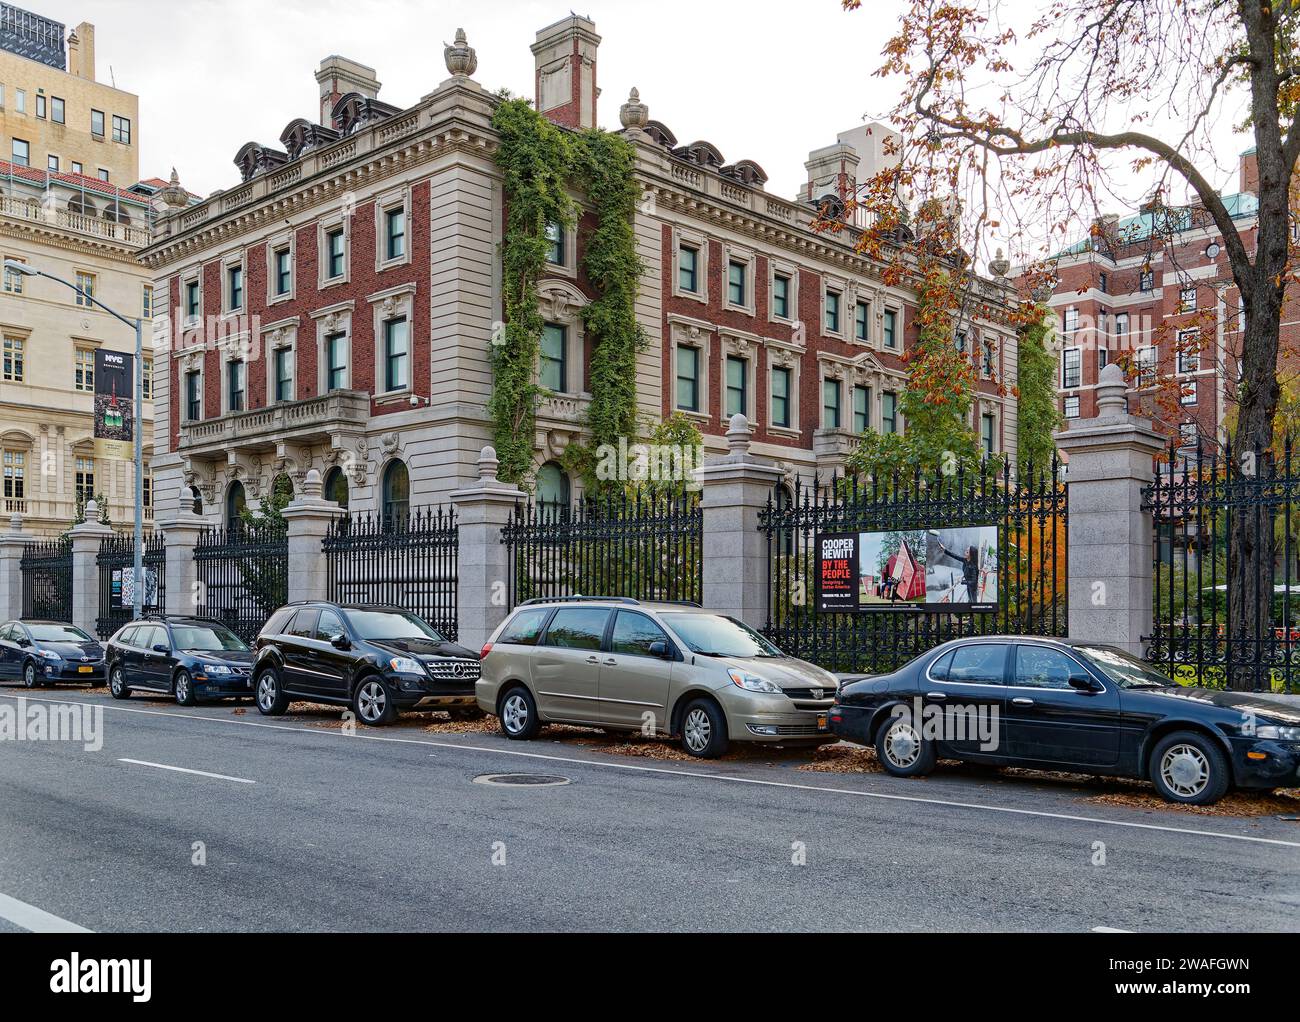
[142,14,1019,526]
[0,4,156,535]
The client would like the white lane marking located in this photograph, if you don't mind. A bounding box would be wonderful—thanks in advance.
[117,758,255,784]
[6,692,1300,850]
[1091,926,1134,933]
[0,890,92,933]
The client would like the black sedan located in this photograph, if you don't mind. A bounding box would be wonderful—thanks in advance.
[106,616,255,705]
[0,620,106,687]
[830,636,1300,805]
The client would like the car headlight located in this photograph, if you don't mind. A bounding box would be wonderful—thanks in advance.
[727,668,783,695]
[388,656,424,675]
[1256,724,1300,741]
[201,664,233,675]
[37,649,61,660]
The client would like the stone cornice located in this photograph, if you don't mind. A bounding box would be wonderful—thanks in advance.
[0,218,148,265]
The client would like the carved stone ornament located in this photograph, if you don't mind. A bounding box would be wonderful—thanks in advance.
[620,88,649,132]
[444,28,478,77]
[380,432,401,459]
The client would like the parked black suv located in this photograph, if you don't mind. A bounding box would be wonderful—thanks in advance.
[106,616,255,705]
[252,602,480,725]
[0,620,106,687]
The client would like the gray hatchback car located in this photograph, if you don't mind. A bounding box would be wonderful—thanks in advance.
[477,597,840,757]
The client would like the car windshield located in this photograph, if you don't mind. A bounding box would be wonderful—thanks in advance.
[1075,645,1174,689]
[171,625,248,652]
[346,609,446,642]
[662,613,783,658]
[27,624,92,642]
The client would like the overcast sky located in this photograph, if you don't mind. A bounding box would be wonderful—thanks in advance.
[47,0,1253,254]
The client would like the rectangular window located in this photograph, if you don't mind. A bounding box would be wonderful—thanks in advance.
[143,474,152,509]
[75,271,95,307]
[274,248,291,295]
[725,355,747,418]
[676,345,700,412]
[981,413,996,455]
[1064,395,1080,419]
[545,221,564,265]
[881,391,898,434]
[855,300,870,342]
[35,94,44,118]
[822,377,842,429]
[185,371,201,420]
[50,97,64,124]
[227,265,243,311]
[679,245,699,293]
[1098,272,1108,294]
[956,330,968,354]
[3,337,24,382]
[97,168,109,182]
[1179,285,1196,313]
[2,259,23,294]
[540,322,567,393]
[112,115,131,144]
[3,450,24,500]
[1114,313,1128,342]
[1181,380,1197,406]
[274,347,293,402]
[773,273,791,319]
[1139,269,1154,291]
[383,317,409,392]
[91,109,105,137]
[1177,330,1200,374]
[728,260,747,306]
[326,229,345,279]
[185,280,200,319]
[385,208,406,261]
[1063,307,1079,334]
[142,284,154,319]
[1136,346,1158,386]
[883,309,898,348]
[227,360,245,412]
[326,333,347,391]
[1098,347,1109,371]
[982,341,995,377]
[74,348,94,391]
[47,154,58,172]
[825,290,841,333]
[75,457,94,502]
[142,357,152,401]
[1061,347,1081,389]
[14,89,25,113]
[11,138,29,166]
[1179,422,1198,448]
[70,160,82,175]
[771,366,791,428]
[853,385,871,434]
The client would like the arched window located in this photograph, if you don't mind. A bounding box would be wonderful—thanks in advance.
[324,467,349,509]
[225,480,246,526]
[382,460,409,527]
[536,462,570,519]
[190,486,203,516]
[270,472,294,509]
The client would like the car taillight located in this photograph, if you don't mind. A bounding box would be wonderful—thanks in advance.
[480,642,493,659]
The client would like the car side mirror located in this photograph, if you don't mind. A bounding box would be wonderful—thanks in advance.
[329,633,351,650]
[648,640,670,659]
[152,643,170,654]
[16,637,30,648]
[1068,673,1098,692]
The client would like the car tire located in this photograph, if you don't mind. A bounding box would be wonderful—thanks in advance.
[254,667,288,717]
[173,668,197,707]
[1150,730,1230,806]
[353,676,397,726]
[498,686,540,741]
[21,660,39,689]
[875,711,937,777]
[109,665,131,700]
[680,697,728,758]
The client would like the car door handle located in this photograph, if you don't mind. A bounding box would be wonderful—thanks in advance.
[586,656,600,665]
[925,692,946,700]
[603,658,617,666]
[1011,697,1035,706]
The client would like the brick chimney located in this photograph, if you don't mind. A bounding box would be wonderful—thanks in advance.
[532,14,601,130]
[67,22,96,81]
[315,56,381,128]
[1240,148,1260,196]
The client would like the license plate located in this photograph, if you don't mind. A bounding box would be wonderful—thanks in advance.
[817,714,828,730]
[78,666,94,673]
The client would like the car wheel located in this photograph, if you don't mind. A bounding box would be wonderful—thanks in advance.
[254,668,288,717]
[875,712,937,777]
[109,665,131,700]
[1150,730,1230,805]
[498,686,540,740]
[680,697,728,758]
[353,676,397,726]
[174,668,197,707]
[21,660,39,689]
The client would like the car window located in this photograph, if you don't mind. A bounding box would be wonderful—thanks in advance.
[929,650,954,680]
[344,609,445,641]
[542,608,610,651]
[610,612,671,658]
[116,626,137,647]
[1014,646,1081,689]
[141,626,165,650]
[0,624,12,642]
[28,624,92,642]
[289,609,319,638]
[171,624,247,651]
[262,607,295,637]
[1074,645,1173,689]
[946,644,1008,685]
[316,609,345,641]
[657,612,782,658]
[499,608,551,645]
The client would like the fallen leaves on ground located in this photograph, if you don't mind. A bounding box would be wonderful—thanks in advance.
[799,743,887,775]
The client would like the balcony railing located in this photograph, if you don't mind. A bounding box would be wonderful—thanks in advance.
[180,390,371,456]
[0,193,151,246]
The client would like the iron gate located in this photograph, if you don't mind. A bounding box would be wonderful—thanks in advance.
[20,536,72,622]
[193,522,287,643]
[96,531,166,638]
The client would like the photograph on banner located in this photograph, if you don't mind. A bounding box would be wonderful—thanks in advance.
[110,566,161,611]
[93,348,134,461]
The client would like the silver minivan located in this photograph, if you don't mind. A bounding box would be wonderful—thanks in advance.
[476,598,839,757]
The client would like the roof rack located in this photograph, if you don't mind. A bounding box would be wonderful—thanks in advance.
[517,595,642,607]
[648,600,703,608]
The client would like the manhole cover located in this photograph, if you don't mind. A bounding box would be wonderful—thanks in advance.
[473,773,572,787]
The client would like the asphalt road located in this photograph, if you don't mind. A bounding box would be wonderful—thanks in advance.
[0,686,1297,932]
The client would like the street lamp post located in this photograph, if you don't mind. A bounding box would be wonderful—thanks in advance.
[4,260,146,621]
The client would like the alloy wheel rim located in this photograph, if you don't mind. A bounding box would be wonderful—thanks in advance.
[1160,743,1210,797]
[358,681,385,722]
[24,664,35,686]
[176,675,189,701]
[502,694,528,733]
[884,721,921,768]
[111,669,122,694]
[257,676,275,711]
[684,708,711,752]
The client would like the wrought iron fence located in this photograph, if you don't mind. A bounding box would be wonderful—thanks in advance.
[502,488,703,609]
[760,460,1067,674]
[1144,438,1300,693]
[20,536,72,622]
[324,507,459,639]
[193,521,287,643]
[95,531,166,638]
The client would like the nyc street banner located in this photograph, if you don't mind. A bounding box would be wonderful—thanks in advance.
[93,349,134,462]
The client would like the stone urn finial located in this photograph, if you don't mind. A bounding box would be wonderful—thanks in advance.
[988,247,1010,278]
[620,87,649,132]
[444,28,477,77]
[302,468,323,500]
[156,167,191,211]
[726,413,752,456]
[1095,362,1128,419]
[478,446,500,483]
